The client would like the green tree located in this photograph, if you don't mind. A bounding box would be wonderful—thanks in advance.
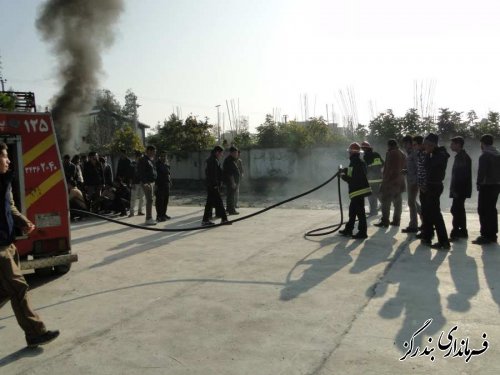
[232,130,255,149]
[121,89,139,120]
[399,108,422,135]
[353,123,368,139]
[86,89,124,153]
[147,114,216,156]
[256,114,287,148]
[436,108,466,138]
[471,111,500,139]
[0,92,16,111]
[368,110,402,139]
[285,121,310,150]
[109,125,144,154]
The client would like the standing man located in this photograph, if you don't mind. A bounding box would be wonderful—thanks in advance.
[401,135,420,233]
[62,154,77,185]
[137,145,157,226]
[155,151,171,222]
[414,136,428,240]
[223,146,241,215]
[449,136,472,241]
[0,142,60,348]
[202,146,230,226]
[235,150,244,209]
[128,150,144,217]
[473,134,500,244]
[375,139,406,227]
[339,142,372,239]
[83,151,104,212]
[421,133,450,249]
[361,141,384,216]
[116,149,132,187]
[99,156,113,187]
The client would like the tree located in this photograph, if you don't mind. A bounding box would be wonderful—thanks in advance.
[85,89,124,153]
[436,108,466,138]
[399,108,421,135]
[0,92,16,111]
[95,89,121,114]
[353,123,368,140]
[147,114,216,156]
[109,125,144,154]
[232,130,255,149]
[256,114,287,148]
[368,110,402,140]
[471,111,500,139]
[122,89,139,120]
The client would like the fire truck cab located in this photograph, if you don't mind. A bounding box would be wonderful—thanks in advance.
[0,92,77,274]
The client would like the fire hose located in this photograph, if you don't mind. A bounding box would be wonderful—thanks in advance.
[70,167,346,236]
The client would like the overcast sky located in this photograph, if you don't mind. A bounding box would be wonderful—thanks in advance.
[2,0,500,132]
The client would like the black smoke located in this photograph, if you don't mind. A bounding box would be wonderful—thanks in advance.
[36,0,124,153]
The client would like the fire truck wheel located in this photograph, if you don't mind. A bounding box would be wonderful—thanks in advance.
[34,267,53,277]
[54,264,71,275]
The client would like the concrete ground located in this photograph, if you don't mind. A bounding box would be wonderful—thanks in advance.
[1,206,499,375]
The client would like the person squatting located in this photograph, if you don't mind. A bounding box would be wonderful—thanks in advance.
[339,133,500,248]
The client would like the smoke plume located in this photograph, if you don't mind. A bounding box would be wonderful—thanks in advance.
[36,0,124,153]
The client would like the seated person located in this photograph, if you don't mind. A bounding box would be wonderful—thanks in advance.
[68,180,88,221]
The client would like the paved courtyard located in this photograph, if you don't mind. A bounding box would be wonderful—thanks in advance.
[1,206,499,375]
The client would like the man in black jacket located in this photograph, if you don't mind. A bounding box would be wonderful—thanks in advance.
[0,142,59,348]
[339,142,372,239]
[83,151,104,212]
[62,154,77,185]
[223,146,241,215]
[155,151,171,222]
[202,146,230,226]
[473,134,500,244]
[420,133,450,250]
[449,136,472,241]
[137,145,157,225]
[116,149,132,186]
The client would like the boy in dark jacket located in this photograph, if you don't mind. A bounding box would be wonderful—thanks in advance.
[339,142,372,239]
[449,136,472,241]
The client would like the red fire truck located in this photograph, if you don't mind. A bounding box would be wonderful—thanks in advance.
[0,92,77,274]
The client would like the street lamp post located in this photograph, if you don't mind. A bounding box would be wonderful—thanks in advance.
[215,104,221,142]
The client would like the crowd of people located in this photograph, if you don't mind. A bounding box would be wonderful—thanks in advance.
[63,145,245,227]
[340,133,500,248]
[63,146,172,226]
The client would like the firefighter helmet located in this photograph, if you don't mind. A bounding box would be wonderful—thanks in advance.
[361,141,372,149]
[348,142,361,153]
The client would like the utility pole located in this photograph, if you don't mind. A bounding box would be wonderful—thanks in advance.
[215,104,221,142]
[0,55,5,91]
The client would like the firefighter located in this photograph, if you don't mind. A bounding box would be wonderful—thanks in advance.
[0,142,60,348]
[361,141,384,216]
[339,142,372,239]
